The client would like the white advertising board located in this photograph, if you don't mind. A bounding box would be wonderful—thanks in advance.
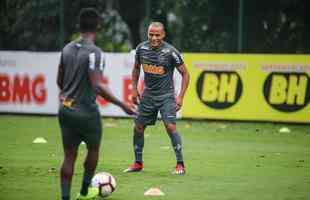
[0,51,182,117]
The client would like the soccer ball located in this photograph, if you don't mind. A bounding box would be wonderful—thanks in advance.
[91,172,117,199]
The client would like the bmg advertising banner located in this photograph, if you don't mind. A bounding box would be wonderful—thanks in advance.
[182,54,310,123]
[0,51,59,114]
[0,51,181,117]
[0,51,137,116]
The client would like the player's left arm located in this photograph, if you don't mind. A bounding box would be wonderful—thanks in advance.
[171,48,190,111]
[57,53,64,89]
[57,53,64,101]
[176,64,190,111]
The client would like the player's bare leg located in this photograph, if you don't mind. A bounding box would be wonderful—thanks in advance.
[60,146,78,200]
[77,146,100,199]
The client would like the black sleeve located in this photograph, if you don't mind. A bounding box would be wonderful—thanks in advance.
[134,46,141,65]
[171,48,184,68]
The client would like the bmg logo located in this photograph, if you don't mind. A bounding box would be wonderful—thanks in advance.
[263,72,310,112]
[196,71,242,109]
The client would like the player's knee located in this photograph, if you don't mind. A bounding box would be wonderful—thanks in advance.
[134,124,145,135]
[61,164,74,179]
[165,123,176,134]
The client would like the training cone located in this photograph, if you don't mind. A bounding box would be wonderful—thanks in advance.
[144,187,165,196]
[279,127,291,133]
[33,137,47,143]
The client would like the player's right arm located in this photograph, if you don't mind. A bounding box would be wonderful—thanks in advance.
[131,46,141,105]
[88,51,136,115]
[131,61,141,105]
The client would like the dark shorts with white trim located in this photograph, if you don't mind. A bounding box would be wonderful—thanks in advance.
[135,93,176,126]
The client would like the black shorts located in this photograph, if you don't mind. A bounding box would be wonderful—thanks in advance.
[58,105,102,150]
[135,93,176,126]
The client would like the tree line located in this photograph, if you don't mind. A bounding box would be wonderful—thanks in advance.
[0,0,309,53]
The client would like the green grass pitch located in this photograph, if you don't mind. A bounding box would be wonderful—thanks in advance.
[0,115,310,200]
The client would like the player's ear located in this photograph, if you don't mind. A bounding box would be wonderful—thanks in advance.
[162,30,166,38]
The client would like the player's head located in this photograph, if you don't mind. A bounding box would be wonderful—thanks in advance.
[148,22,165,49]
[79,8,100,33]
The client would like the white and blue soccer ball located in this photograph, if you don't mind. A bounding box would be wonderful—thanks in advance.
[91,172,117,199]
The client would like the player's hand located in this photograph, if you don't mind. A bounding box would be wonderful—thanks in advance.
[132,88,140,105]
[175,96,183,111]
[121,103,137,116]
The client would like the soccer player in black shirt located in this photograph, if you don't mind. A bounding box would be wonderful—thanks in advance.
[57,8,135,200]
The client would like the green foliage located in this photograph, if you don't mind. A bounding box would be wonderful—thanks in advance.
[70,10,131,52]
[0,0,309,53]
[0,0,60,51]
[178,0,237,52]
[95,10,132,52]
[244,0,308,53]
[0,0,131,52]
[149,0,237,52]
[149,0,309,53]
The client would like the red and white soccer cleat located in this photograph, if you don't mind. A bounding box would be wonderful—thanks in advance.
[173,163,185,175]
[123,162,144,173]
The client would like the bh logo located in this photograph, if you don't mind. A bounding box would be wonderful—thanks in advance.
[196,71,242,109]
[263,72,310,112]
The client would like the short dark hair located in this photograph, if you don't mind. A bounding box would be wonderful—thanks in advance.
[79,8,100,33]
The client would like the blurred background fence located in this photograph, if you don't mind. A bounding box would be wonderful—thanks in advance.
[0,0,309,53]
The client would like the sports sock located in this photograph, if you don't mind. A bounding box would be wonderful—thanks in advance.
[177,161,185,167]
[61,182,70,200]
[133,129,144,163]
[80,170,94,195]
[168,132,184,163]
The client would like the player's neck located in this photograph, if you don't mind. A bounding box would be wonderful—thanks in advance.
[150,41,164,50]
[80,32,96,43]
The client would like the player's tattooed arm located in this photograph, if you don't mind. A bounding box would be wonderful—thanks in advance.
[176,64,190,111]
[131,62,141,105]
